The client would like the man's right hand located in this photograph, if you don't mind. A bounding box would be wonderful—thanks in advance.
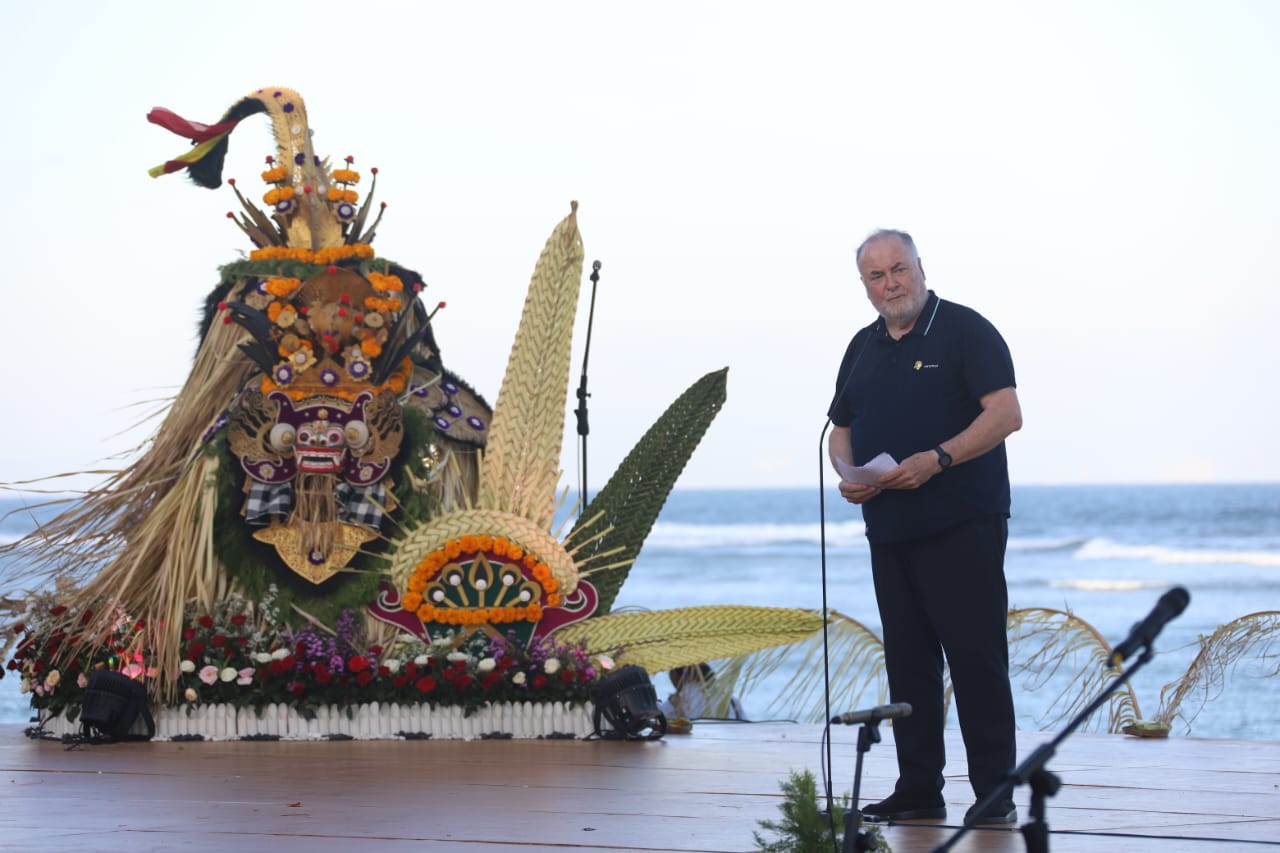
[838,480,881,504]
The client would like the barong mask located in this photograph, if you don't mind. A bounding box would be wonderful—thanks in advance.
[148,87,488,585]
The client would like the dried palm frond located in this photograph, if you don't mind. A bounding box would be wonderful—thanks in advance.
[1154,610,1280,735]
[1007,606,1141,733]
[553,605,823,676]
[712,610,888,724]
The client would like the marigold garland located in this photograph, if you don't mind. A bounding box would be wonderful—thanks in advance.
[364,295,403,313]
[259,356,410,400]
[326,188,358,204]
[367,271,404,293]
[263,186,296,205]
[249,244,375,264]
[331,168,360,184]
[263,277,302,298]
[402,537,561,627]
[261,166,288,183]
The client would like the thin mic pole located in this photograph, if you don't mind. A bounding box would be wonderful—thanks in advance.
[818,419,836,817]
[574,260,602,514]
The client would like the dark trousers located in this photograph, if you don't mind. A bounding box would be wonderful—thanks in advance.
[869,514,1017,798]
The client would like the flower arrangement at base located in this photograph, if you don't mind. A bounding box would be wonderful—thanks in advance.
[5,586,612,723]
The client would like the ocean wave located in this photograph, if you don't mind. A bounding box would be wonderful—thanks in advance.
[1074,538,1280,567]
[644,520,867,549]
[1007,536,1089,553]
[1047,578,1172,592]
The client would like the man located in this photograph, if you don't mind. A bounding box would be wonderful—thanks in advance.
[827,229,1022,825]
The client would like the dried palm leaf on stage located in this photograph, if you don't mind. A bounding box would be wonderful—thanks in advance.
[1153,610,1280,735]
[1007,606,1143,733]
[706,610,888,724]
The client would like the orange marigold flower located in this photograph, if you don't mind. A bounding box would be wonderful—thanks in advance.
[478,535,494,551]
[407,575,427,593]
[542,577,559,594]
[360,337,382,358]
[331,168,360,184]
[416,604,434,623]
[267,302,284,322]
[261,166,288,183]
[546,594,561,607]
[522,555,537,570]
[402,592,423,612]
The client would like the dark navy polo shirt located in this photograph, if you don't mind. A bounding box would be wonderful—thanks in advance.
[827,291,1015,544]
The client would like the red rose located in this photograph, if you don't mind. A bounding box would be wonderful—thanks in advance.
[49,605,67,616]
[315,669,333,686]
[378,665,390,677]
[188,642,206,658]
[392,675,408,689]
[454,674,474,689]
[182,628,195,640]
[355,670,373,686]
[198,615,215,629]
[368,645,383,656]
[560,670,575,684]
[282,655,296,669]
[532,674,547,689]
[211,635,227,648]
[290,682,306,696]
[481,671,502,689]
[405,662,419,678]
[348,655,370,673]
[230,614,247,626]
[415,676,437,693]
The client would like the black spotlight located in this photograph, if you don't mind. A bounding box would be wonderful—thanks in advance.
[591,665,667,740]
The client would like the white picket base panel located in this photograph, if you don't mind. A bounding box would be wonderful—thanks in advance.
[37,700,596,741]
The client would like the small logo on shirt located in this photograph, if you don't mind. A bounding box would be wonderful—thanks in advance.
[913,361,940,371]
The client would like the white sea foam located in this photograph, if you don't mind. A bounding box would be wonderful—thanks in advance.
[643,520,867,549]
[1074,538,1280,568]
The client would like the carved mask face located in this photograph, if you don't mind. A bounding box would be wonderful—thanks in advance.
[231,390,399,487]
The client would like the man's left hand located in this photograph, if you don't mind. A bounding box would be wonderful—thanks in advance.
[877,451,940,490]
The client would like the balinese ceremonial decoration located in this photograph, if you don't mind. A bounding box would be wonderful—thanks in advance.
[2,87,822,740]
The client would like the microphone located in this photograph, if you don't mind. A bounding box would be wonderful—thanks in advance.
[830,702,912,725]
[1108,586,1191,668]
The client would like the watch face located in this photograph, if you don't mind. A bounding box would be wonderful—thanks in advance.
[936,447,952,467]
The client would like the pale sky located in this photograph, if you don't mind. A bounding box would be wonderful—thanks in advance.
[4,1,1278,493]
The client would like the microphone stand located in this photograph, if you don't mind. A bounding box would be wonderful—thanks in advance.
[933,645,1157,853]
[842,717,887,853]
[574,260,601,515]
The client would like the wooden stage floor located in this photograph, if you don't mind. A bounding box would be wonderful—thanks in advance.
[2,721,1277,852]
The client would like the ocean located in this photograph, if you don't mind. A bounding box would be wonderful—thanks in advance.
[3,484,1278,740]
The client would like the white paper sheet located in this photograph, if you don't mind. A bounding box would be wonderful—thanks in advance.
[835,451,898,485]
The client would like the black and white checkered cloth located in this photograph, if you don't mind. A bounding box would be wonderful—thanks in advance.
[336,481,387,529]
[245,481,293,524]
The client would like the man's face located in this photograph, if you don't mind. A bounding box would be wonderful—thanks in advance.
[858,235,928,328]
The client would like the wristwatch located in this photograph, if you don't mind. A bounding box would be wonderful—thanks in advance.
[933,446,952,469]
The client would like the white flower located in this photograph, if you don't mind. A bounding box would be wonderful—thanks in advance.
[446,652,469,663]
[595,654,615,671]
[198,665,219,685]
[543,659,561,675]
[477,658,496,673]
[180,660,196,673]
[255,652,273,664]
[512,672,527,685]
[414,654,430,666]
[385,659,401,674]
[271,647,290,660]
[44,669,61,689]
[184,687,198,703]
[219,666,237,683]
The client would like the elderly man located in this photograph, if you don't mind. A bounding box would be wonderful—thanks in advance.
[827,229,1022,825]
